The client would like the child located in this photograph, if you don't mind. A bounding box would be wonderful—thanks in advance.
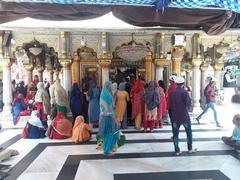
[222,114,240,149]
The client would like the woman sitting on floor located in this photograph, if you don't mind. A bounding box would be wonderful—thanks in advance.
[222,114,240,149]
[47,80,72,139]
[12,93,27,125]
[22,110,46,139]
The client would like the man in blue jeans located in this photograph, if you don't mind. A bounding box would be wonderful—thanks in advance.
[196,77,223,127]
[170,76,197,156]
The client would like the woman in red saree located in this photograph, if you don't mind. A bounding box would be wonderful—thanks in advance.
[130,79,145,129]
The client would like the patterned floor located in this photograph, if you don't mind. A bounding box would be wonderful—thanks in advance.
[0,104,239,180]
[0,122,239,180]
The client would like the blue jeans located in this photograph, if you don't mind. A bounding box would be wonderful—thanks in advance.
[173,122,192,153]
[196,102,219,124]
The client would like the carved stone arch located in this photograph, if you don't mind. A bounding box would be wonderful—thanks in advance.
[14,38,61,72]
[77,46,98,61]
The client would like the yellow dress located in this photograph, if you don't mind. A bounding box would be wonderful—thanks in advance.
[115,90,129,123]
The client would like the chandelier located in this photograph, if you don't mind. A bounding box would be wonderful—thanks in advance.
[116,38,149,62]
[29,38,43,56]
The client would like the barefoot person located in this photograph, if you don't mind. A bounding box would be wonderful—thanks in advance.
[99,81,119,156]
[170,76,197,156]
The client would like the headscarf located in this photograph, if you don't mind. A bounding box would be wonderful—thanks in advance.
[100,81,114,116]
[158,80,166,93]
[119,82,126,91]
[99,81,118,137]
[111,82,118,96]
[71,83,81,95]
[54,80,70,112]
[131,79,145,99]
[144,81,160,110]
[28,110,44,128]
[17,93,24,100]
[35,82,51,115]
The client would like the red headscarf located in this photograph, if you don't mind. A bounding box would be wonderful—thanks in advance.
[130,79,145,100]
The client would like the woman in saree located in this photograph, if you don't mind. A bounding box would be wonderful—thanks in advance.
[115,82,129,129]
[130,79,145,129]
[99,81,119,156]
[35,82,51,128]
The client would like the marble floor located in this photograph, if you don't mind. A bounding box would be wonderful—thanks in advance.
[0,122,239,180]
[0,103,239,180]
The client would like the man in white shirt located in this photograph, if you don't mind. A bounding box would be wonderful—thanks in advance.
[223,68,236,105]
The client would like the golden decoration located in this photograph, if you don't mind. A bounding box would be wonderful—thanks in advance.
[60,58,72,68]
[138,68,146,73]
[154,58,166,67]
[213,62,224,71]
[98,59,111,67]
[191,58,203,67]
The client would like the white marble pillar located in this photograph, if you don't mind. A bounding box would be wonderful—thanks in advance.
[155,66,164,82]
[99,59,111,87]
[214,64,223,90]
[192,66,201,108]
[192,58,202,112]
[25,65,33,85]
[102,67,110,86]
[62,66,72,94]
[185,70,191,88]
[2,63,13,115]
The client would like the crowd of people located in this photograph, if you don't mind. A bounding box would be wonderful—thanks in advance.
[0,71,239,157]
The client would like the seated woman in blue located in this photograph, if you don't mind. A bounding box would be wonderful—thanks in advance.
[12,93,27,125]
[222,114,240,149]
[22,110,46,139]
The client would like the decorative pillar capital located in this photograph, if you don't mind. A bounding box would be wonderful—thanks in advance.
[200,63,209,72]
[0,61,12,68]
[60,58,72,68]
[145,51,153,62]
[213,62,224,71]
[191,58,203,67]
[36,67,44,73]
[98,59,111,67]
[159,32,165,39]
[172,47,185,60]
[24,64,34,71]
[154,58,166,67]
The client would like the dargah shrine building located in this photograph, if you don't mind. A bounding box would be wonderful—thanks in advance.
[0,0,239,180]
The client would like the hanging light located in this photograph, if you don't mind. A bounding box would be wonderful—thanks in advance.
[116,33,149,62]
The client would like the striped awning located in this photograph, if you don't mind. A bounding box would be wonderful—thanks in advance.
[2,0,240,14]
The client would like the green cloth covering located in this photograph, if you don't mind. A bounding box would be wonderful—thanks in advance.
[117,134,126,147]
[56,104,67,115]
[96,134,126,148]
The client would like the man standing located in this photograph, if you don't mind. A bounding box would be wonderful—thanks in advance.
[223,68,236,105]
[196,77,223,127]
[170,76,196,156]
[166,75,177,125]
